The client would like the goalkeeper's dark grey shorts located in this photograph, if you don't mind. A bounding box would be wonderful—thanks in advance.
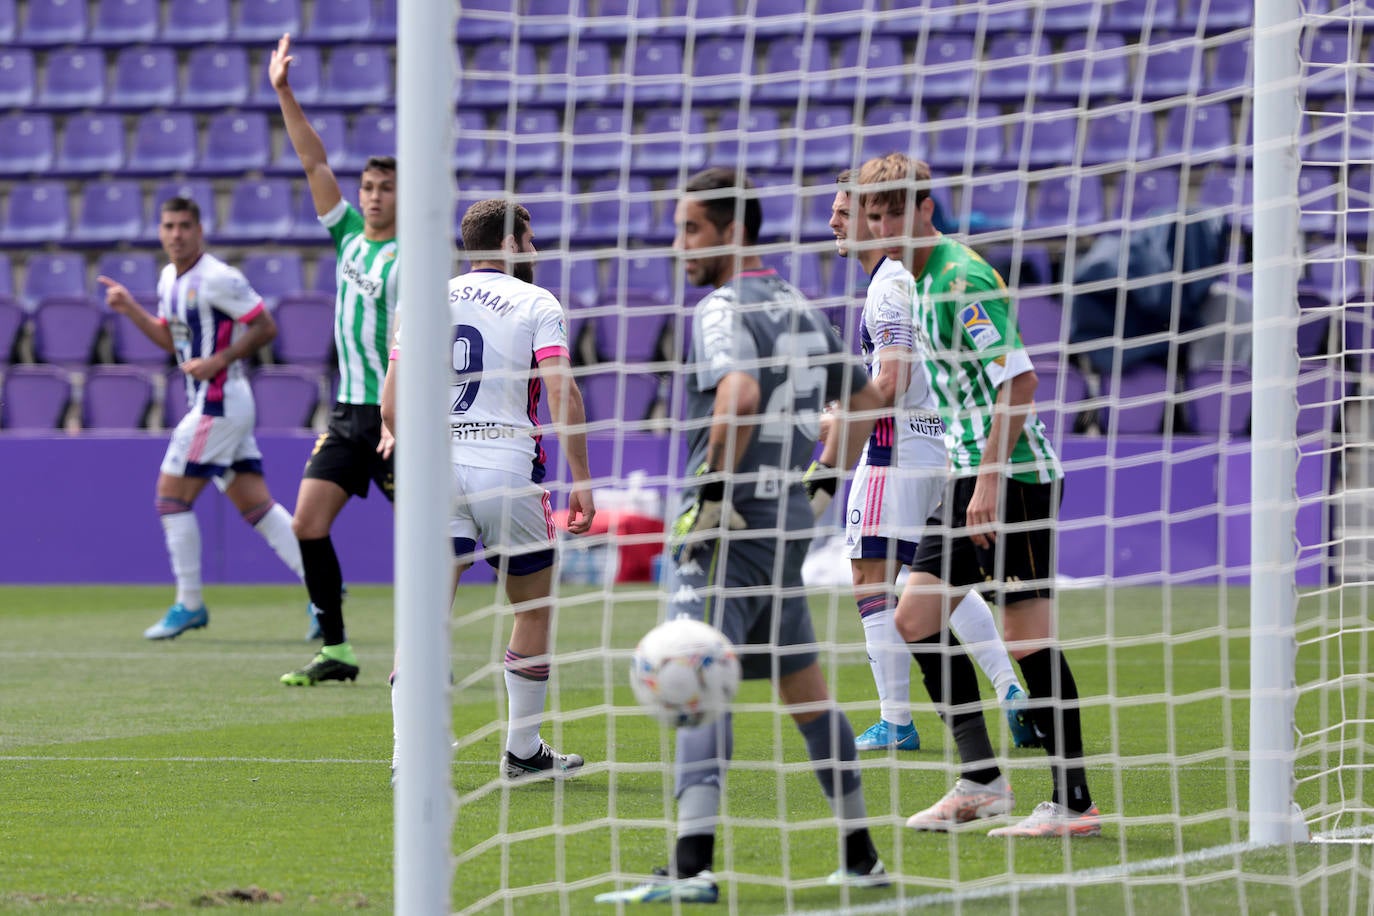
[665,532,817,681]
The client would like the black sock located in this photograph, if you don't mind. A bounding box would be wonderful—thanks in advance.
[672,833,714,878]
[844,828,879,873]
[1018,647,1092,812]
[910,631,1000,786]
[299,536,346,645]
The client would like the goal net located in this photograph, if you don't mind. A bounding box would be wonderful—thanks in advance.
[435,1,1374,911]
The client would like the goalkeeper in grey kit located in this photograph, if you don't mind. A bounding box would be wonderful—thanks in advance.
[597,167,890,904]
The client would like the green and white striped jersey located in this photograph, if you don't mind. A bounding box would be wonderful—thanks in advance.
[913,236,1062,484]
[321,199,398,405]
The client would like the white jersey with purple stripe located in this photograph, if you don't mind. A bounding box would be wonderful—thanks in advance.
[859,257,946,471]
[397,268,569,483]
[157,253,265,417]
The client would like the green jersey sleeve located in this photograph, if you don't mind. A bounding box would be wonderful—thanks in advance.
[941,253,1022,372]
[320,199,364,254]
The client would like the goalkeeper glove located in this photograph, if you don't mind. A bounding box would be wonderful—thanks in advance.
[671,470,747,564]
[803,460,838,519]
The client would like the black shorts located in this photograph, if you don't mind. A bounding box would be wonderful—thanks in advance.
[912,475,1059,605]
[302,403,395,501]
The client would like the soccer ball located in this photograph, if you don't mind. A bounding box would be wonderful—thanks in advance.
[630,617,741,728]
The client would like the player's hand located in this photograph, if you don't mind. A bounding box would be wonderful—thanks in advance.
[268,33,294,91]
[376,422,395,460]
[565,482,596,536]
[670,469,746,563]
[802,460,838,519]
[180,354,227,382]
[965,473,1001,548]
[96,275,136,315]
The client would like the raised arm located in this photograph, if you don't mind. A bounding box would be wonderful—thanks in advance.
[538,354,595,535]
[269,33,342,217]
[98,276,174,353]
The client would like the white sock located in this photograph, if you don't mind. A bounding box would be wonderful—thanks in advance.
[858,597,913,726]
[160,510,202,609]
[504,647,550,759]
[250,502,304,580]
[390,674,400,772]
[949,590,1021,698]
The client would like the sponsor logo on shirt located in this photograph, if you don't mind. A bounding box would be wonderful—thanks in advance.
[958,302,1002,351]
[342,259,383,298]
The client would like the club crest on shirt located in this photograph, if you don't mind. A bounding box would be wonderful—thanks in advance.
[958,302,1002,350]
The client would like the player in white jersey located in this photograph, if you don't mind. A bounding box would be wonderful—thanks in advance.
[99,197,306,640]
[382,199,595,783]
[805,169,1035,754]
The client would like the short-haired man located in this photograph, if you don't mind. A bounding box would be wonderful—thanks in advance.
[596,167,890,905]
[381,199,595,782]
[100,198,306,639]
[860,153,1100,837]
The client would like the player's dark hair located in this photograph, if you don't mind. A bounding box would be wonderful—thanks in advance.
[857,154,932,213]
[460,198,531,254]
[160,196,201,224]
[363,155,397,176]
[683,166,762,245]
[836,168,853,185]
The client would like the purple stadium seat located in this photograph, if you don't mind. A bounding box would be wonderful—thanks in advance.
[32,295,105,367]
[1343,305,1374,375]
[1296,364,1345,436]
[0,294,24,364]
[344,112,397,169]
[1349,167,1372,238]
[81,364,155,429]
[307,0,372,40]
[3,183,70,249]
[0,255,13,296]
[810,0,879,36]
[1005,103,1078,170]
[1160,101,1235,161]
[37,48,105,108]
[754,176,800,241]
[110,46,177,108]
[1107,0,1178,32]
[251,366,321,430]
[980,243,1053,289]
[163,0,229,42]
[241,253,305,310]
[487,109,561,174]
[452,110,488,174]
[861,104,928,163]
[623,38,686,105]
[712,108,782,171]
[73,180,144,244]
[1052,33,1129,101]
[128,112,197,175]
[1138,35,1205,101]
[1082,107,1155,165]
[273,292,336,366]
[930,102,1003,170]
[691,37,751,103]
[313,253,337,299]
[662,0,736,37]
[455,0,513,44]
[773,105,849,173]
[0,48,36,107]
[582,0,642,39]
[1297,168,1339,235]
[1181,0,1250,31]
[580,370,661,425]
[373,0,397,40]
[1206,32,1250,95]
[196,112,271,174]
[1306,109,1374,167]
[163,367,194,428]
[1016,296,1064,354]
[914,34,974,102]
[219,178,294,242]
[1184,363,1250,437]
[322,45,390,105]
[150,179,217,236]
[110,295,172,367]
[1030,173,1105,232]
[285,178,350,243]
[1030,359,1089,443]
[1299,248,1361,306]
[762,250,822,299]
[55,113,126,175]
[828,35,907,103]
[453,176,505,237]
[978,35,1052,103]
[581,175,654,246]
[1,364,72,430]
[1303,29,1355,98]
[93,0,159,43]
[20,0,87,44]
[960,174,1026,234]
[234,0,302,41]
[632,108,707,175]
[251,42,321,106]
[515,177,577,248]
[95,252,158,300]
[0,0,13,42]
[271,111,345,175]
[1197,167,1251,229]
[1102,364,1174,436]
[539,39,612,106]
[458,42,537,107]
[569,108,628,174]
[181,46,249,108]
[21,253,85,311]
[605,254,676,305]
[593,297,669,364]
[0,113,54,174]
[752,38,828,105]
[1114,168,1183,223]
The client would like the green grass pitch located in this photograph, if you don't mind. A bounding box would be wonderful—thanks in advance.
[1,583,1370,913]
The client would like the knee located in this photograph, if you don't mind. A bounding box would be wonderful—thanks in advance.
[291,513,326,540]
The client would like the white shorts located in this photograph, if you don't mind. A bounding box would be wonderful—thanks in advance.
[845,462,944,562]
[160,403,263,489]
[449,464,556,574]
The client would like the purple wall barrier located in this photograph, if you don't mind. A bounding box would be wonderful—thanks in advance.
[0,432,1329,585]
